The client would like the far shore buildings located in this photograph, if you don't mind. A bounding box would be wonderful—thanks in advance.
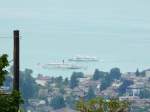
[27,70,150,112]
[126,84,142,97]
[145,70,150,78]
[35,74,51,86]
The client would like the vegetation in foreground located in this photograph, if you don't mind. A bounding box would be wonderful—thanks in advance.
[0,54,23,112]
[76,97,129,112]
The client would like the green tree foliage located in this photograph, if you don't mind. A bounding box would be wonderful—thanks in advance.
[100,73,112,91]
[20,69,38,100]
[76,97,129,112]
[70,72,84,89]
[0,54,9,86]
[50,95,65,109]
[139,88,150,99]
[74,72,84,78]
[136,69,145,77]
[100,68,121,91]
[54,76,63,87]
[0,54,23,112]
[93,69,105,80]
[55,76,63,84]
[118,79,133,95]
[135,69,140,76]
[70,74,78,89]
[19,69,38,111]
[110,68,121,80]
[0,90,23,112]
[86,86,96,100]
[64,77,69,85]
[2,67,38,110]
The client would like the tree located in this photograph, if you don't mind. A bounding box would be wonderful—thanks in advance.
[55,76,63,87]
[86,86,96,100]
[0,90,23,112]
[50,95,65,109]
[70,72,84,89]
[100,68,122,91]
[20,69,38,109]
[100,73,112,91]
[64,77,69,85]
[20,69,38,100]
[75,72,84,78]
[135,69,140,76]
[139,88,150,99]
[93,69,105,80]
[55,76,63,84]
[0,54,9,86]
[0,54,23,112]
[70,74,78,89]
[118,79,134,95]
[110,68,121,80]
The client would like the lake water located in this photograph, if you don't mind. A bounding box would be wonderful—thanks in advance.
[0,0,150,77]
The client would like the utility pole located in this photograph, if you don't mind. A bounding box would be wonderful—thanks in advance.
[13,30,20,111]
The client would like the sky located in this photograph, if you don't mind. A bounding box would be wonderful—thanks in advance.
[0,0,150,76]
[0,0,150,33]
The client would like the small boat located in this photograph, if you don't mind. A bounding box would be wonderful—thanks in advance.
[68,55,98,62]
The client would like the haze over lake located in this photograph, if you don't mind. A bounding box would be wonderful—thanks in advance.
[0,0,150,77]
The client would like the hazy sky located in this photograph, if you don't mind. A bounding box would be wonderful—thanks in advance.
[0,0,150,34]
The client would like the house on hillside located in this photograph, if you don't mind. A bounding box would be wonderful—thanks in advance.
[126,84,143,97]
[35,74,51,86]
